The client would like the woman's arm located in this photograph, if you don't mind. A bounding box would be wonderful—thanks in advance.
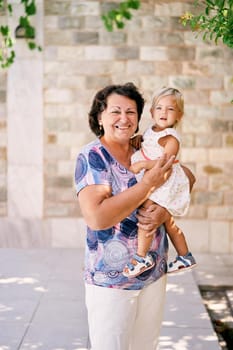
[78,154,175,230]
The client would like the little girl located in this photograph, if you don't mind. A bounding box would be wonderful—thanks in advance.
[123,87,196,278]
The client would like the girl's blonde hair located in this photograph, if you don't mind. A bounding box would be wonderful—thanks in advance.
[151,87,184,115]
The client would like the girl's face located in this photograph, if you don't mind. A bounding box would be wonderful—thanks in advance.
[99,93,138,144]
[150,95,182,131]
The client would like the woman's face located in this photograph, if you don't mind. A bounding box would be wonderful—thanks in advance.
[99,93,138,143]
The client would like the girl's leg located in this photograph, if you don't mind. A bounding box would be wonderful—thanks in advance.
[85,283,140,350]
[164,216,189,256]
[137,199,154,257]
[122,199,155,277]
[129,275,167,350]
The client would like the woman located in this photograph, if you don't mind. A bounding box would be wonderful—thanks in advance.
[75,83,193,350]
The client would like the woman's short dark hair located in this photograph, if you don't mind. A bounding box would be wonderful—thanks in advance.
[88,82,145,137]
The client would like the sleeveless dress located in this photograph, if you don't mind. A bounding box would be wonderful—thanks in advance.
[131,127,190,216]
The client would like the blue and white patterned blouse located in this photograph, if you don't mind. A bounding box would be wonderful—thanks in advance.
[75,138,168,290]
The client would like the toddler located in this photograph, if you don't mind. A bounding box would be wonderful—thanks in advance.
[123,87,197,278]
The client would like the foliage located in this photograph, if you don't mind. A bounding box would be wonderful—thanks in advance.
[0,0,232,69]
[180,0,233,49]
[0,0,41,68]
[101,0,140,31]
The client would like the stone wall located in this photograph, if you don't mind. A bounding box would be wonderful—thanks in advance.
[1,0,233,252]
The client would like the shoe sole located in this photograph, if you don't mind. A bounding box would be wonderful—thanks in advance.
[167,263,197,275]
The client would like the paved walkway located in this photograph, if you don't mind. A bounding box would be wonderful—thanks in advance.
[1,248,232,350]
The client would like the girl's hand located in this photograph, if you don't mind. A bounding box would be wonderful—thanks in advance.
[137,203,171,237]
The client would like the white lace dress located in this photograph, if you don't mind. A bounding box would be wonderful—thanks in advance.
[131,127,190,216]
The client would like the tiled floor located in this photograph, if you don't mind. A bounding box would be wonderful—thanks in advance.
[0,249,229,350]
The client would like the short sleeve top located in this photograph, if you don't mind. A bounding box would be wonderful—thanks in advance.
[75,138,168,290]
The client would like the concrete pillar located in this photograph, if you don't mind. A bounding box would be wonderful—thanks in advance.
[7,0,44,218]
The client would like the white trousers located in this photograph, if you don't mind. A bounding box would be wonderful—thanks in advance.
[85,275,167,350]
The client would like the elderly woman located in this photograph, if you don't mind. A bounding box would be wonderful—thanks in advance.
[75,83,194,350]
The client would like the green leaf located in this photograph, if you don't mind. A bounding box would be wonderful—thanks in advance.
[28,41,36,50]
[26,2,36,16]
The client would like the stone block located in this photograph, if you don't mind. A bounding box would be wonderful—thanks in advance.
[140,76,168,91]
[196,76,223,90]
[0,103,6,119]
[224,134,233,147]
[181,148,208,162]
[44,1,71,15]
[127,61,155,75]
[86,76,112,89]
[209,148,233,162]
[224,191,233,205]
[196,106,221,119]
[184,90,209,104]
[0,187,6,202]
[44,16,58,30]
[99,31,127,45]
[168,47,195,61]
[45,30,74,45]
[230,223,233,253]
[0,91,6,103]
[57,132,86,147]
[156,62,183,76]
[182,62,210,76]
[223,106,233,118]
[0,147,7,160]
[196,47,224,63]
[58,16,84,29]
[182,117,211,133]
[85,15,103,29]
[209,62,233,76]
[45,145,70,160]
[154,2,193,16]
[193,191,223,205]
[45,89,75,103]
[70,1,100,16]
[114,47,139,60]
[169,75,195,89]
[0,203,6,217]
[73,32,99,45]
[175,219,210,253]
[210,91,233,105]
[0,160,6,174]
[45,118,71,132]
[50,218,86,248]
[85,46,114,60]
[0,218,51,248]
[0,131,6,146]
[209,221,230,253]
[57,46,85,60]
[141,16,169,30]
[181,134,194,147]
[140,47,168,61]
[208,206,233,220]
[195,134,222,147]
[185,205,208,219]
[210,175,233,191]
[45,202,74,217]
[193,175,209,192]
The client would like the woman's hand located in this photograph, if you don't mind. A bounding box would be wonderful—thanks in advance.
[137,203,171,237]
[141,154,175,190]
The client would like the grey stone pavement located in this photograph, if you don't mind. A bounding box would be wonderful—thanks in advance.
[0,248,232,350]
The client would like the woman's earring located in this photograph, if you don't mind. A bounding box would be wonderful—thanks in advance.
[99,122,103,131]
